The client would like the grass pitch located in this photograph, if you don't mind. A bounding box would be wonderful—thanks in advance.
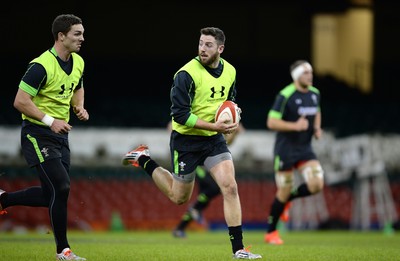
[0,230,399,260]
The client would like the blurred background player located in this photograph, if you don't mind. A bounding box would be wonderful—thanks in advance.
[173,124,244,238]
[264,60,324,245]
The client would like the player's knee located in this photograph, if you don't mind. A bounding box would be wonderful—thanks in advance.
[175,199,187,205]
[302,166,324,182]
[220,182,238,199]
[302,166,324,193]
[172,196,190,205]
[54,182,70,200]
[275,173,294,189]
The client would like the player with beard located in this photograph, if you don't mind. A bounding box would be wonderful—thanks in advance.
[122,27,261,259]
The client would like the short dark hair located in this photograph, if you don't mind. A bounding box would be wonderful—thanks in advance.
[200,27,225,45]
[52,14,82,40]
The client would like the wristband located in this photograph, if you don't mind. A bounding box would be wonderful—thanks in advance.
[41,114,55,127]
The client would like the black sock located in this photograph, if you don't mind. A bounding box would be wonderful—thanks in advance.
[0,191,8,209]
[138,156,159,177]
[267,197,285,233]
[176,212,192,230]
[192,194,209,211]
[288,183,312,201]
[228,225,244,253]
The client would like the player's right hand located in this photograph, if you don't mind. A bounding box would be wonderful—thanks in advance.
[295,115,309,131]
[50,119,72,134]
[215,121,238,134]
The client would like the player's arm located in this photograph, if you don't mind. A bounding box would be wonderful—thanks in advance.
[170,71,194,125]
[194,117,237,134]
[14,88,46,123]
[195,100,239,134]
[266,94,308,132]
[313,111,322,139]
[14,63,72,133]
[227,79,237,102]
[71,80,89,121]
[267,115,308,132]
[14,63,47,122]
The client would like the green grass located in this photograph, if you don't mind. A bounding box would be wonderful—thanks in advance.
[0,230,399,260]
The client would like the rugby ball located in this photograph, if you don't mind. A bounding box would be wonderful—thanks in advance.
[215,101,241,124]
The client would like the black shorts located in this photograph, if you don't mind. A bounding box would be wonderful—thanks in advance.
[274,145,317,171]
[169,131,230,181]
[20,121,70,168]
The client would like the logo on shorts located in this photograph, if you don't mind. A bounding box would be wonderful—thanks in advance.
[41,147,49,158]
[178,161,186,172]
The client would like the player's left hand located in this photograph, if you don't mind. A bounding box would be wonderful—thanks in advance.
[73,105,89,121]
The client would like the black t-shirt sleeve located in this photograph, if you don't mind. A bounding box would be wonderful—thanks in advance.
[20,63,47,91]
[170,71,194,125]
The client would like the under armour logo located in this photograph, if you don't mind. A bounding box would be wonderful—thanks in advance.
[59,85,65,95]
[59,83,75,95]
[210,86,225,98]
